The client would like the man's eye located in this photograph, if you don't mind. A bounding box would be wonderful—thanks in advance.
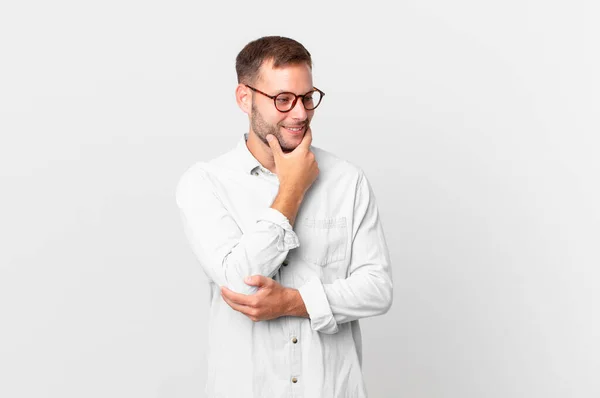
[277,98,291,103]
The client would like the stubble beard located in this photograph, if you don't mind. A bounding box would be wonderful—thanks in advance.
[250,102,305,153]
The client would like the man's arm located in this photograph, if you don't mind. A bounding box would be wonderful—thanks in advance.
[176,165,302,295]
[176,129,317,296]
[270,183,305,228]
[297,171,393,334]
[220,171,393,333]
[267,129,318,227]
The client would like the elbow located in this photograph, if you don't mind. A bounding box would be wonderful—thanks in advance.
[219,270,258,296]
[382,280,393,314]
[375,274,393,316]
[219,255,260,295]
[223,278,258,296]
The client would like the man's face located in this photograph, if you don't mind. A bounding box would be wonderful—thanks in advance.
[249,60,315,153]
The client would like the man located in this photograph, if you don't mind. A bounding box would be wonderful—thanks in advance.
[176,36,393,398]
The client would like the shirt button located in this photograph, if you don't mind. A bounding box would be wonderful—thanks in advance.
[292,337,298,344]
[291,377,298,383]
[282,259,289,266]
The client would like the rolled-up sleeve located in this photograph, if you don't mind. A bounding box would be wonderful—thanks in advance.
[299,171,393,333]
[298,278,339,334]
[176,165,300,295]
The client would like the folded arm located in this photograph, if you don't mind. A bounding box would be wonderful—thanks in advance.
[298,171,394,334]
[175,166,300,295]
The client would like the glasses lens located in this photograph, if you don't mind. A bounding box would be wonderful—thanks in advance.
[275,93,296,112]
[303,90,322,110]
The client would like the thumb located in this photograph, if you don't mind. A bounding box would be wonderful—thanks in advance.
[266,134,283,157]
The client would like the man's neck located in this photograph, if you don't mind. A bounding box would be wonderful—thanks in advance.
[246,130,276,173]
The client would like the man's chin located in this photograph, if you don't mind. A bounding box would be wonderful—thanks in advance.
[262,133,300,153]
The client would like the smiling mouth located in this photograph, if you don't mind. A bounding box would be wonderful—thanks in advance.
[282,125,305,133]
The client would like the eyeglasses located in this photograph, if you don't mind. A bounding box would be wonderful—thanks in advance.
[244,84,325,112]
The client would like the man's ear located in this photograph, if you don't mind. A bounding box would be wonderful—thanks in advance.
[235,84,251,115]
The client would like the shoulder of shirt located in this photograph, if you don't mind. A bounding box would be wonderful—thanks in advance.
[175,146,241,200]
[310,145,366,182]
[178,146,241,180]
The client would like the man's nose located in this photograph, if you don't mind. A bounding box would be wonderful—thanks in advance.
[289,98,308,120]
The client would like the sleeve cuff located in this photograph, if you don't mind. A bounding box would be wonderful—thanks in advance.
[298,278,339,334]
[256,208,300,251]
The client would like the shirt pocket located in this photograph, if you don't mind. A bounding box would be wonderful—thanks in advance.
[295,216,348,267]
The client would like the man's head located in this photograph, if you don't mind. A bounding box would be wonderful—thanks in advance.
[235,36,318,153]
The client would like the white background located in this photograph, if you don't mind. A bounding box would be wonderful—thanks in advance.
[1,1,599,397]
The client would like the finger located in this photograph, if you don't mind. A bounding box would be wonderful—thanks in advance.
[221,292,254,315]
[245,275,271,288]
[266,134,283,158]
[221,286,254,306]
[299,126,313,149]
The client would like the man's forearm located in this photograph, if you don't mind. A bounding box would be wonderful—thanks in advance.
[271,186,304,227]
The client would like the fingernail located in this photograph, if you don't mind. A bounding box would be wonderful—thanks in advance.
[266,135,273,142]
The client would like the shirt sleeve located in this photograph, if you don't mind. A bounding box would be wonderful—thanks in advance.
[175,166,300,295]
[298,171,393,333]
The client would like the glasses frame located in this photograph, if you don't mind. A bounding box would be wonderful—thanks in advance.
[244,84,325,112]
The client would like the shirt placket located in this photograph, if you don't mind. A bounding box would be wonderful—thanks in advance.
[282,259,303,398]
[255,165,303,397]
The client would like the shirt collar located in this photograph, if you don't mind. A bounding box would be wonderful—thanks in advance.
[236,132,262,175]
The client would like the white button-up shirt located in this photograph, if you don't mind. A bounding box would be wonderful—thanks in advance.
[175,133,393,398]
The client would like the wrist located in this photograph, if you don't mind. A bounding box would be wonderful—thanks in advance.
[284,288,309,318]
[278,184,305,202]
